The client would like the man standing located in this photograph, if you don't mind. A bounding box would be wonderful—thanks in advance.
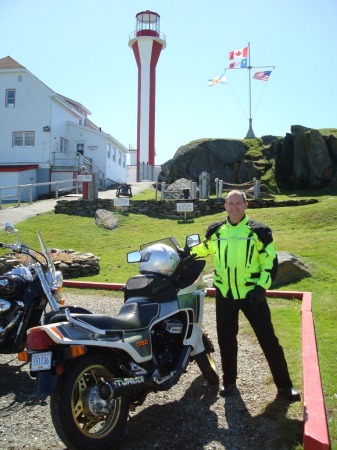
[190,190,300,401]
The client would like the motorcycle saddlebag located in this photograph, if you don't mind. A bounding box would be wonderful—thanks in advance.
[0,274,26,296]
[124,274,177,303]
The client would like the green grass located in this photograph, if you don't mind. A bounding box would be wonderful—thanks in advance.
[1,190,336,449]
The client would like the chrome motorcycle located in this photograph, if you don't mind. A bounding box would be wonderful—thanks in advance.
[24,234,219,450]
[0,222,88,355]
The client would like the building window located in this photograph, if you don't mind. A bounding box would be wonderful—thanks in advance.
[118,151,121,165]
[123,155,126,167]
[113,147,116,162]
[6,89,15,107]
[77,143,84,155]
[13,131,35,147]
[107,143,112,159]
[60,137,69,152]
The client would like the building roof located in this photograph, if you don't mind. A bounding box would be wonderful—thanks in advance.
[58,94,91,116]
[0,56,25,69]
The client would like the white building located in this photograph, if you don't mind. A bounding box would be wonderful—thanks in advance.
[0,56,129,200]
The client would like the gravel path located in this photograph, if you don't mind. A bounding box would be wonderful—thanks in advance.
[0,293,303,450]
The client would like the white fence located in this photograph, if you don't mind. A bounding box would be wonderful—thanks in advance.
[0,179,78,209]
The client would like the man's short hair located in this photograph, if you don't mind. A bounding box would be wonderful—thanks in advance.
[224,190,247,203]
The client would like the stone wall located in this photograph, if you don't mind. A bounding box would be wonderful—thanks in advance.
[0,252,100,278]
[55,197,318,219]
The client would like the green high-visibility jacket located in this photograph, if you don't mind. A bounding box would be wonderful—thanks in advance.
[190,215,277,300]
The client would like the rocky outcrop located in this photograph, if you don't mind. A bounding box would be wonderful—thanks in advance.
[274,126,336,188]
[160,138,258,187]
[159,126,337,191]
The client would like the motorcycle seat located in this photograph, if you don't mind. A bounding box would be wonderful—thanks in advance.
[49,301,159,331]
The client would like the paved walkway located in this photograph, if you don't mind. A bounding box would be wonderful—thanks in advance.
[0,182,154,228]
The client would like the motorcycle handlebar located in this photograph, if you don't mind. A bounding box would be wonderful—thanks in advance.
[0,242,22,252]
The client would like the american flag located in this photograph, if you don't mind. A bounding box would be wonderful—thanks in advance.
[253,71,272,81]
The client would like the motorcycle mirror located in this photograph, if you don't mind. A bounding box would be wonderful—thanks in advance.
[186,234,200,248]
[4,223,18,234]
[127,251,142,263]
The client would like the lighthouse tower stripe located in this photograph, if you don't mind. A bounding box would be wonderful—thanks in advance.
[148,40,163,166]
[131,38,163,166]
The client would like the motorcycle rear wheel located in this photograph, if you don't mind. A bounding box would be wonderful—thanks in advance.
[50,354,128,450]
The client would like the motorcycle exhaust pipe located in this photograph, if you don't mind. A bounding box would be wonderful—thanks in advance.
[160,345,191,391]
[99,376,146,400]
[99,346,192,400]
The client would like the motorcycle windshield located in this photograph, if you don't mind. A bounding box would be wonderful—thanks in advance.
[139,237,180,251]
[37,230,56,280]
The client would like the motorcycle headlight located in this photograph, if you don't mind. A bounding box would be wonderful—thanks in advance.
[52,271,64,304]
[54,271,63,291]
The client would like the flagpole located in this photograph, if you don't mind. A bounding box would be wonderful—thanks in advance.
[221,44,275,138]
[245,42,255,138]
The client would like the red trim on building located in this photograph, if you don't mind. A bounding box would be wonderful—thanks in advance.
[0,165,39,172]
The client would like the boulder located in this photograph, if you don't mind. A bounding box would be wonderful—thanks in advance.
[95,209,119,230]
[272,251,312,287]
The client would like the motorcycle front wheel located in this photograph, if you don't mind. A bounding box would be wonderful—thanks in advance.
[50,354,129,450]
[194,333,219,385]
[194,351,219,385]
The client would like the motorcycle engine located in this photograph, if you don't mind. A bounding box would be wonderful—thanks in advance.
[0,299,24,340]
[151,319,184,374]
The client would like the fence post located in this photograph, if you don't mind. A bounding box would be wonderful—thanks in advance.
[155,181,158,201]
[253,178,260,199]
[190,181,197,198]
[17,187,21,207]
[161,182,166,200]
[199,172,210,199]
[219,180,224,198]
[29,185,33,204]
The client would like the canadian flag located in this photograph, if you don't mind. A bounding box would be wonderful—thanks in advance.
[229,46,248,60]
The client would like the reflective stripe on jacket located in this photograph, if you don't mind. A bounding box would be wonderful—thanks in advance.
[191,215,276,300]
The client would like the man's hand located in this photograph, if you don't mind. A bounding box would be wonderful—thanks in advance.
[246,286,266,306]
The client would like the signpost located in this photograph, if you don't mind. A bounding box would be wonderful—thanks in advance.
[77,174,93,182]
[176,202,194,221]
[114,197,130,213]
[77,174,93,199]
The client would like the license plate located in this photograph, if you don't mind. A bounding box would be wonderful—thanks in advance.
[30,351,52,371]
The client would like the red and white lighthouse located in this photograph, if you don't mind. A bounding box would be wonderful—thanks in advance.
[129,10,166,181]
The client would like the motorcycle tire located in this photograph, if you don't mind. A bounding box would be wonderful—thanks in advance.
[50,354,129,450]
[194,333,219,385]
[194,350,219,385]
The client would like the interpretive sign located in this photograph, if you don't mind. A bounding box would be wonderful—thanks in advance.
[114,197,130,207]
[176,202,194,212]
[77,174,92,182]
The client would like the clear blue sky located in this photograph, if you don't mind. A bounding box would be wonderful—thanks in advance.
[1,0,336,164]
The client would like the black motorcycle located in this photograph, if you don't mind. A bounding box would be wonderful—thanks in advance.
[0,222,89,355]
